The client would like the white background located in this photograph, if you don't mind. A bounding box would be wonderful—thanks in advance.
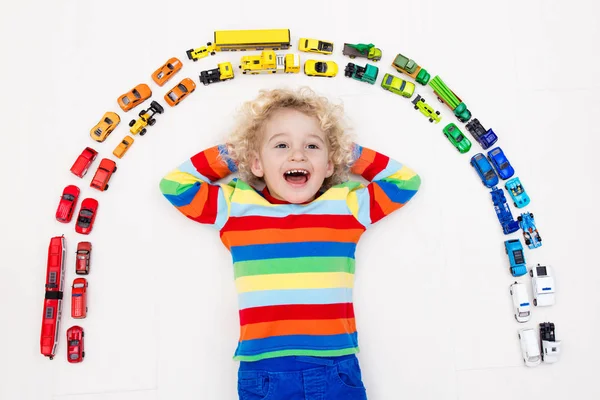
[1,0,598,399]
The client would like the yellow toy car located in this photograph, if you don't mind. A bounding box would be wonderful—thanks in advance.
[298,38,334,54]
[90,112,120,142]
[112,136,134,159]
[304,60,338,77]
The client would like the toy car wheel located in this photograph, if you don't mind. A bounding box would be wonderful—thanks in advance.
[514,202,518,208]
[437,97,444,103]
[525,239,531,245]
[104,184,109,190]
[414,106,418,110]
[148,118,156,126]
[82,351,85,357]
[518,334,521,339]
[129,120,135,127]
[529,270,533,277]
[510,289,513,295]
[113,166,117,172]
[139,110,146,117]
[517,216,522,222]
[529,213,534,218]
[207,42,212,46]
[350,55,356,59]
[210,52,216,56]
[533,299,537,306]
[436,111,440,115]
[429,118,433,123]
[140,129,146,136]
[82,331,85,337]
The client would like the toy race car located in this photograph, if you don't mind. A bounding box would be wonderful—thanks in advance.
[470,153,499,188]
[539,322,561,363]
[517,212,541,249]
[75,198,98,235]
[199,62,235,85]
[487,147,515,179]
[491,188,520,234]
[90,158,117,191]
[304,60,338,77]
[342,43,382,61]
[442,123,471,154]
[381,73,415,98]
[70,147,98,178]
[55,185,80,223]
[530,264,555,306]
[504,238,527,276]
[66,326,85,363]
[129,100,164,136]
[465,118,498,150]
[151,57,182,86]
[298,38,334,54]
[75,241,92,275]
[411,95,441,123]
[164,78,196,107]
[90,112,120,143]
[186,42,216,61]
[505,177,530,208]
[344,62,378,84]
[117,83,152,112]
[518,328,541,367]
[71,278,87,319]
[509,281,531,322]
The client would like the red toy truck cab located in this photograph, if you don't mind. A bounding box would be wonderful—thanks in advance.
[71,278,88,319]
[40,235,66,360]
[90,158,117,191]
[76,241,92,274]
[66,326,85,363]
[70,147,98,178]
[55,185,80,223]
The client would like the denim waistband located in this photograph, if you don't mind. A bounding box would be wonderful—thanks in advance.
[239,354,357,372]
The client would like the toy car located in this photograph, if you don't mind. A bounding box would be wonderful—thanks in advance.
[344,62,378,85]
[304,60,338,77]
[487,147,514,179]
[518,328,541,367]
[509,281,531,322]
[113,136,134,159]
[151,57,182,86]
[391,53,430,85]
[505,177,530,208]
[55,185,80,223]
[470,153,499,188]
[298,38,334,54]
[164,78,196,107]
[71,278,87,319]
[504,239,527,276]
[75,241,91,275]
[90,112,120,143]
[412,95,441,123]
[539,322,561,363]
[530,264,555,306]
[199,62,235,85]
[517,212,541,249]
[90,158,117,191]
[343,43,382,61]
[186,42,216,61]
[491,188,520,234]
[75,198,98,235]
[117,83,152,112]
[465,118,498,150]
[380,73,415,98]
[129,100,164,135]
[66,326,84,363]
[70,147,98,178]
[442,123,471,153]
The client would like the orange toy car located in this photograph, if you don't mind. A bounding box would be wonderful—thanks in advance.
[113,135,134,159]
[90,112,120,142]
[151,57,182,86]
[164,78,196,107]
[117,83,152,112]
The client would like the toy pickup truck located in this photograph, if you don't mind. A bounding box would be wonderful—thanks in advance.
[342,43,382,62]
[465,118,498,150]
[344,62,379,84]
[239,50,300,74]
[392,53,430,85]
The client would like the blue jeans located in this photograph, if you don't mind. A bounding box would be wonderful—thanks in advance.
[237,354,368,400]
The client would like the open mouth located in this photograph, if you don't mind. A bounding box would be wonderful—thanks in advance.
[283,169,311,185]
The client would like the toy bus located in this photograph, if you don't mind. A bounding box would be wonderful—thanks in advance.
[428,75,472,122]
[40,235,66,360]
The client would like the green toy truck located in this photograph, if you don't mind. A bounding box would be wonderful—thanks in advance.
[391,53,430,85]
[428,76,472,122]
[342,43,382,62]
[344,62,379,84]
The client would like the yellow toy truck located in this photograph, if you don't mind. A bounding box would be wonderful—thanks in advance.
[239,50,300,75]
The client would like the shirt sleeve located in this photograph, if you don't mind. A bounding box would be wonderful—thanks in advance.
[159,144,237,230]
[346,144,421,228]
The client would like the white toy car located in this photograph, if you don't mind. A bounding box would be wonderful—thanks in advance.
[509,281,531,322]
[530,264,555,306]
[540,322,561,363]
[518,328,541,367]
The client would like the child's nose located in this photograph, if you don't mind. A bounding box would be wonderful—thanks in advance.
[289,148,307,161]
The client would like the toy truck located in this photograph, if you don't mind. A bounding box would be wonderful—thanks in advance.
[539,322,561,363]
[344,62,379,84]
[342,43,382,62]
[428,76,472,122]
[199,62,235,85]
[491,188,520,234]
[239,50,300,75]
[391,53,430,85]
[128,101,164,136]
[465,118,498,150]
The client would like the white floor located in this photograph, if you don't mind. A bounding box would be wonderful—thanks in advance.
[1,0,599,399]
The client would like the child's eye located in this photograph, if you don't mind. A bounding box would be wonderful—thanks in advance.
[306,144,319,149]
[275,143,288,149]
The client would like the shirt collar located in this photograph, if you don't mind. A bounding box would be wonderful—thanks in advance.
[261,187,316,205]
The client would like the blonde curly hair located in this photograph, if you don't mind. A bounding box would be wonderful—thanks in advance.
[224,86,355,190]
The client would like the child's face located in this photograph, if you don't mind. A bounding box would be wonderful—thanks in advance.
[251,108,334,204]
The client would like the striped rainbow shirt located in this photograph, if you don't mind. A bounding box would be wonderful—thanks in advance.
[159,144,421,361]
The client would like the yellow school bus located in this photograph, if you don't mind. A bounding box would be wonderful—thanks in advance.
[213,29,291,51]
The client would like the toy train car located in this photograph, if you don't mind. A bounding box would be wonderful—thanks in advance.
[40,235,66,360]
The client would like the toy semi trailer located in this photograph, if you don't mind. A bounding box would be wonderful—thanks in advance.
[344,62,379,84]
[428,75,472,122]
[391,53,430,85]
[342,43,382,61]
[199,62,235,85]
[239,50,300,74]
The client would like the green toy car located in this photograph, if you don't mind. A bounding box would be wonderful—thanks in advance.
[442,123,471,153]
[344,62,379,84]
[412,95,441,123]
[380,73,415,98]
[392,53,430,85]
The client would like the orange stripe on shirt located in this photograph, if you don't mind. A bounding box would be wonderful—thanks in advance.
[221,227,364,248]
[239,318,357,341]
[372,183,402,216]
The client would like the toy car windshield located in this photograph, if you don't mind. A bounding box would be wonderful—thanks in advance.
[484,171,496,180]
[319,42,333,52]
[69,340,79,345]
[73,283,85,288]
[513,249,524,264]
[168,92,179,102]
[63,194,75,201]
[536,266,547,275]
[385,75,393,85]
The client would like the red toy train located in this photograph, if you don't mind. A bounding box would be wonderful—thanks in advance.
[40,235,66,360]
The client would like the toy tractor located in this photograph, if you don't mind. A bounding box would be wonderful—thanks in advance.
[129,101,164,136]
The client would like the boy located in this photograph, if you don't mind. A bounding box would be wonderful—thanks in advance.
[160,87,421,399]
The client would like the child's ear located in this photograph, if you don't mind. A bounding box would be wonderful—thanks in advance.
[325,159,334,178]
[250,152,264,178]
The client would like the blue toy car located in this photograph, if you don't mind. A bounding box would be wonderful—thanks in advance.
[505,239,527,276]
[487,147,514,180]
[471,153,499,188]
[491,188,520,234]
[465,118,498,150]
[517,212,542,249]
[505,177,530,208]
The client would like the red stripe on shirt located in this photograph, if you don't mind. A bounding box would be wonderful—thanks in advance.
[239,303,355,326]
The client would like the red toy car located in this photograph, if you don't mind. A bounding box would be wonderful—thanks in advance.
[55,185,80,223]
[70,147,98,178]
[71,278,88,319]
[66,326,85,363]
[75,198,98,235]
[40,235,66,360]
[90,158,117,191]
[76,241,92,275]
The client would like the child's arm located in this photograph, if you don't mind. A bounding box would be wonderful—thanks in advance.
[159,144,237,230]
[346,143,421,228]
